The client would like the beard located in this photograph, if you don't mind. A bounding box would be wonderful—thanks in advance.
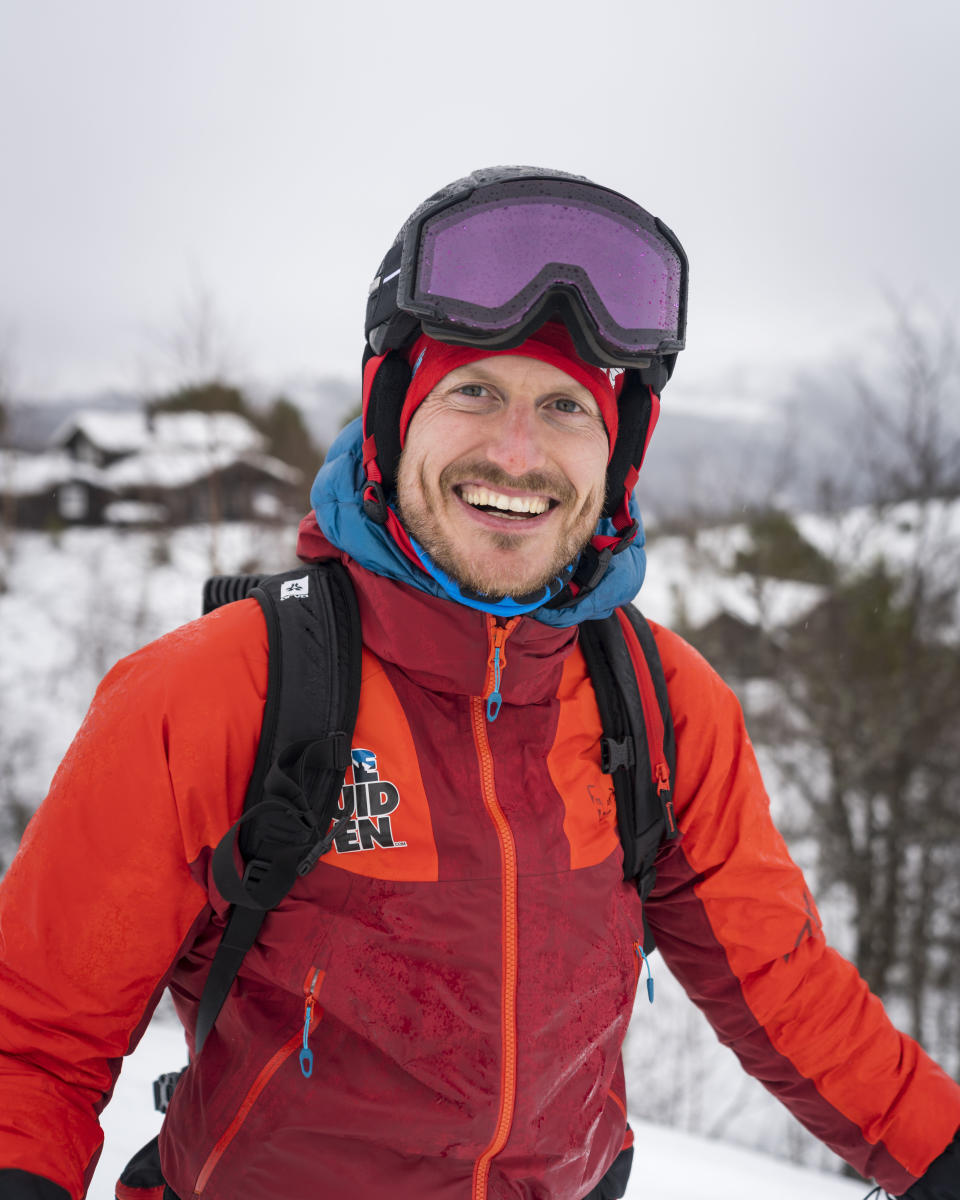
[395,454,604,601]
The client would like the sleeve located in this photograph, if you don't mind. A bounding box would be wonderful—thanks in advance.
[0,601,267,1200]
[644,623,960,1198]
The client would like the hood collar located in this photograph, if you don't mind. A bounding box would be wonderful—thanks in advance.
[298,517,577,702]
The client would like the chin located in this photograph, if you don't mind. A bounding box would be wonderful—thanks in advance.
[447,554,563,601]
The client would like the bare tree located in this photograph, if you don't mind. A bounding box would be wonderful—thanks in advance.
[722,312,960,1069]
[851,306,960,504]
[164,278,239,390]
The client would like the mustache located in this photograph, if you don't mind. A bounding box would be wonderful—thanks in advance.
[439,460,576,505]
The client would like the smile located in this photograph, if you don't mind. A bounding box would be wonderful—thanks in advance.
[456,485,555,519]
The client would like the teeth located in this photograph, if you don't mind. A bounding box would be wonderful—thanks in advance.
[460,486,550,514]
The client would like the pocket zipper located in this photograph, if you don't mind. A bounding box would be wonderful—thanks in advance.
[192,966,325,1197]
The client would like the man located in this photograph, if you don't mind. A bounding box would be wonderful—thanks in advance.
[0,166,958,1200]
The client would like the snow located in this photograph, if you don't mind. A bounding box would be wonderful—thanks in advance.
[102,500,168,525]
[0,524,299,808]
[50,410,266,456]
[51,410,152,454]
[0,449,109,496]
[87,1010,869,1200]
[639,527,825,631]
[152,411,265,454]
[101,447,301,488]
[640,496,960,635]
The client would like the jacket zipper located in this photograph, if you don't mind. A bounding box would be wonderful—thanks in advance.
[471,616,520,1199]
[192,966,325,1198]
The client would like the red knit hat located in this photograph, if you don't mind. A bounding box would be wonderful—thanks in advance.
[398,322,622,459]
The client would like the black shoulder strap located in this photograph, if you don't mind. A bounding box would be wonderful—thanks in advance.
[193,563,362,1057]
[579,606,678,955]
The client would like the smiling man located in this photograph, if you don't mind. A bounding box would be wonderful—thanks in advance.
[395,326,612,600]
[1,167,959,1200]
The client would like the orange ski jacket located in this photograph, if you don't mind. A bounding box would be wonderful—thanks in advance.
[1,550,958,1199]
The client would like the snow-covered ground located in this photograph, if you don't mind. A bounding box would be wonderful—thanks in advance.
[90,1009,869,1200]
[640,497,960,635]
[0,523,299,824]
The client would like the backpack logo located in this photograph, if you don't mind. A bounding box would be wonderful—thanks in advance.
[334,747,405,853]
[280,576,310,600]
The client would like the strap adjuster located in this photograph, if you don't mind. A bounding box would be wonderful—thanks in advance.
[241,857,271,889]
[297,812,353,876]
[363,480,388,524]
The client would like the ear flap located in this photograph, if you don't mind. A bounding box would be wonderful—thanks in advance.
[602,371,655,521]
[361,350,412,523]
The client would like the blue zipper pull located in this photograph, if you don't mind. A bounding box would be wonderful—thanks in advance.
[299,967,323,1079]
[486,645,503,722]
[299,999,315,1078]
[636,943,654,1004]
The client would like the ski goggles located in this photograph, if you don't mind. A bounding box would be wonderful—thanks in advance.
[386,178,687,369]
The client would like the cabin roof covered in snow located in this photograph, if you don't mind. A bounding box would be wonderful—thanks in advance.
[51,409,266,455]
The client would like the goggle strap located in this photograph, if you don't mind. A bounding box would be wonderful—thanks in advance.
[361,353,387,436]
[602,373,654,521]
[637,393,661,473]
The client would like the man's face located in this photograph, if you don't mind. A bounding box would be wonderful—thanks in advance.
[396,354,609,599]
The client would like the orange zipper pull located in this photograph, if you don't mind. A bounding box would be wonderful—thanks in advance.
[486,642,504,722]
[654,761,677,835]
[484,618,519,722]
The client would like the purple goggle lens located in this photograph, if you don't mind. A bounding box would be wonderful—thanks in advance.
[400,182,685,361]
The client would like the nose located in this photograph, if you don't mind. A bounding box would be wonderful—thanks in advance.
[483,399,548,479]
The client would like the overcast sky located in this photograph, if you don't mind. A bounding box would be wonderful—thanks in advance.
[2,0,958,409]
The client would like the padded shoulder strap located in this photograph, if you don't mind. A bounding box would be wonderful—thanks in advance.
[617,605,678,846]
[579,606,678,955]
[194,563,362,1056]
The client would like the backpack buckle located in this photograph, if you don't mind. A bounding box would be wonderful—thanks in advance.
[153,1068,185,1114]
[600,736,635,774]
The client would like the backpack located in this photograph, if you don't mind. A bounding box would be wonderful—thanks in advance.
[117,561,678,1200]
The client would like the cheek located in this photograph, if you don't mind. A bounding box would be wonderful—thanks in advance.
[396,443,445,514]
[567,443,609,498]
